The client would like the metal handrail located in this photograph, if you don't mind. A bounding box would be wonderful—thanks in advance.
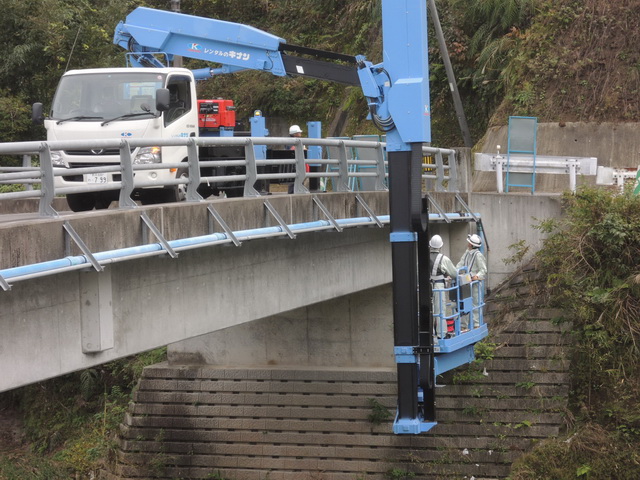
[0,136,458,216]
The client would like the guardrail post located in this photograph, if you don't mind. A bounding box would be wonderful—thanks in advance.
[374,143,388,191]
[495,155,504,193]
[292,139,309,194]
[118,140,137,208]
[566,158,578,193]
[38,143,58,217]
[243,138,261,197]
[434,151,445,192]
[336,140,350,192]
[186,138,203,202]
[447,150,459,192]
[22,155,33,191]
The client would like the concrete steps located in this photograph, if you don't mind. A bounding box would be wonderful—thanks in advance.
[107,264,572,479]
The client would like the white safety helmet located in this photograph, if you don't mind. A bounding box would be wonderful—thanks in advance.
[429,235,443,249]
[289,124,302,135]
[467,233,482,248]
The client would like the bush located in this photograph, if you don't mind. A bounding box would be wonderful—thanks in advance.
[511,187,640,478]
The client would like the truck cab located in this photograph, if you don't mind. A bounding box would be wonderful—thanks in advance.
[37,67,197,211]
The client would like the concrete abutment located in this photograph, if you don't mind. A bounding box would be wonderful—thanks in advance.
[109,267,571,479]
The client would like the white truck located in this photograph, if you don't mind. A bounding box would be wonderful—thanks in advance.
[33,67,198,211]
[32,7,361,211]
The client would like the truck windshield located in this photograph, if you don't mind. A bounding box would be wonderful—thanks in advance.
[51,72,166,122]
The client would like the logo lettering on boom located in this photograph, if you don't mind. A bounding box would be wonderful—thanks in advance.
[200,48,251,61]
[188,43,202,53]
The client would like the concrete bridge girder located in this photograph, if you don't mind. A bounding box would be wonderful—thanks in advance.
[0,193,393,393]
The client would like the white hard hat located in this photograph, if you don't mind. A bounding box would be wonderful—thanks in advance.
[289,124,302,135]
[467,234,482,247]
[429,235,443,249]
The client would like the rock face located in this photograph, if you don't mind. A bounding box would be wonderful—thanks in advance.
[107,264,572,479]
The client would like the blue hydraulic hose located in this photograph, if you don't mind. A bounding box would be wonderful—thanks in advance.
[0,215,391,282]
[0,212,476,283]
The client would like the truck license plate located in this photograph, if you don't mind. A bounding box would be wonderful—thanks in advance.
[84,173,108,184]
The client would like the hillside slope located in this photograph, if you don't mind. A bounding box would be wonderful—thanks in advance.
[170,0,640,144]
[2,0,637,145]
[493,0,640,125]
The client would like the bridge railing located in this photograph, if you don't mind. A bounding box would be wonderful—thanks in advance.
[0,136,458,216]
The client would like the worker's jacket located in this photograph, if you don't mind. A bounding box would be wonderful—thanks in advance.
[430,250,457,283]
[456,248,487,280]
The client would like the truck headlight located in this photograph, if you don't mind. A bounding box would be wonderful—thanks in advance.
[134,146,162,164]
[50,150,66,167]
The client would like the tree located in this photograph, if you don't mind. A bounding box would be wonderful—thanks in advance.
[0,0,143,141]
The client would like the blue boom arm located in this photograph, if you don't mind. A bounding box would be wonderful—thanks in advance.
[114,7,287,79]
[113,6,430,144]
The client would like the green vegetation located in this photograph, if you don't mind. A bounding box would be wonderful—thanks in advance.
[503,239,531,266]
[0,348,166,478]
[449,339,495,384]
[204,472,230,480]
[462,405,487,417]
[474,340,498,362]
[494,0,640,123]
[386,468,416,480]
[510,187,640,479]
[2,0,635,147]
[367,398,393,426]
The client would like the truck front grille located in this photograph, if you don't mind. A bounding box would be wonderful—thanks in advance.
[64,148,133,156]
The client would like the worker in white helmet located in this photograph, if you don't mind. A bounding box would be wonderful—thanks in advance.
[429,234,457,338]
[456,233,487,330]
[289,124,303,136]
[287,124,309,192]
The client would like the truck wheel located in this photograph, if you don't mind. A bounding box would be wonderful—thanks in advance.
[66,193,96,212]
[154,168,189,203]
[139,189,169,205]
[94,193,113,210]
[174,169,189,202]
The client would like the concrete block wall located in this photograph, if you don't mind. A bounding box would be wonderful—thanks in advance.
[108,266,572,479]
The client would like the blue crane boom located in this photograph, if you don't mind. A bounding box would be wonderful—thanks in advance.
[114,7,360,85]
[113,0,483,435]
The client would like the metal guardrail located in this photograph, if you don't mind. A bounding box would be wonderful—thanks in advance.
[596,166,640,193]
[0,136,458,216]
[474,152,598,193]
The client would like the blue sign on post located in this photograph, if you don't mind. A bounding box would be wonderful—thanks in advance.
[505,116,538,194]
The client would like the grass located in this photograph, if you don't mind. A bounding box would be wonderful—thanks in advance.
[0,347,167,478]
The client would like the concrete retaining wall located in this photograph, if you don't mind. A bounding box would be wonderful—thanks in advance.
[477,122,640,167]
[468,193,563,288]
[473,122,640,193]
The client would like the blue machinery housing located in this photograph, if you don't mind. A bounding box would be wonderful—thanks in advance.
[393,272,489,434]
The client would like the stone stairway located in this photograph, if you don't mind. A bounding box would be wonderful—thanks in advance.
[107,263,572,479]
